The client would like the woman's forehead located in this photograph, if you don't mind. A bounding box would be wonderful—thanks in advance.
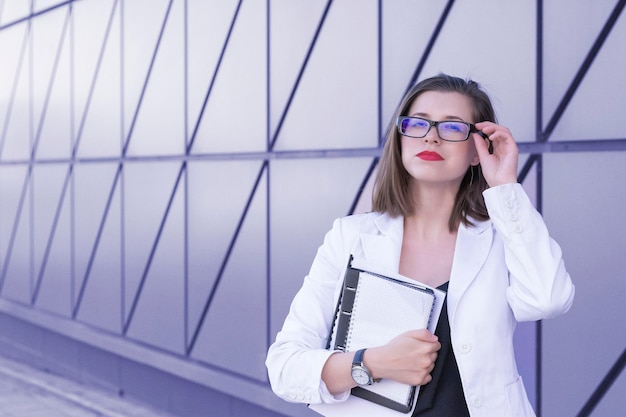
[407,91,474,121]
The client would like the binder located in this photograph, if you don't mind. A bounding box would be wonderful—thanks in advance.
[310,256,445,416]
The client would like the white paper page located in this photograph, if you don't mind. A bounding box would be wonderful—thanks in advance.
[347,272,434,405]
[350,259,446,335]
[309,394,414,417]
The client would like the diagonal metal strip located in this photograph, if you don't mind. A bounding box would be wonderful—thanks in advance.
[0,22,30,156]
[0,0,76,31]
[0,166,32,292]
[269,0,333,151]
[405,0,456,92]
[542,0,626,143]
[71,0,120,159]
[121,0,174,156]
[186,0,243,154]
[186,161,268,355]
[72,164,123,319]
[123,163,186,335]
[576,347,626,417]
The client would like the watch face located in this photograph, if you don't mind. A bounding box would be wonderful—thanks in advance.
[351,366,371,386]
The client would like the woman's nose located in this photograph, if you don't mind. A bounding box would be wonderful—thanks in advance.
[423,126,440,143]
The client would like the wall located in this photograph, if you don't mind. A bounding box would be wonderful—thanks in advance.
[0,1,624,416]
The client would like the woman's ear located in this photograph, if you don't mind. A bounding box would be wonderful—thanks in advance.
[470,133,487,165]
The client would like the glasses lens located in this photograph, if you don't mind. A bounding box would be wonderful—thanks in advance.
[399,117,430,137]
[437,121,470,141]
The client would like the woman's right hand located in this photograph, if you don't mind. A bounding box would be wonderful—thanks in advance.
[367,329,441,386]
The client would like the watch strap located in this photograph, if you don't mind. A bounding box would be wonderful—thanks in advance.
[353,348,366,366]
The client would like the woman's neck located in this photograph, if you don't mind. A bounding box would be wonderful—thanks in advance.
[405,182,458,238]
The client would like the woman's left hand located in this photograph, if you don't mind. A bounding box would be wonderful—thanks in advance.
[472,121,519,187]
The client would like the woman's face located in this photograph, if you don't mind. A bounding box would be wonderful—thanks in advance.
[400,90,480,188]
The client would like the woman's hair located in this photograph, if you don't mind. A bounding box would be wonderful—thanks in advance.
[372,74,496,231]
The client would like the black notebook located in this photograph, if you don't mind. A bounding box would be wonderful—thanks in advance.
[320,256,445,415]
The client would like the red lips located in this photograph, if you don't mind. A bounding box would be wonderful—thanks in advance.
[417,151,444,161]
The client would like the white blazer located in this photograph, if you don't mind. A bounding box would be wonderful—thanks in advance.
[266,183,574,417]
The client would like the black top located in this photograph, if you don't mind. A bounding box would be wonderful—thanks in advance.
[412,282,470,416]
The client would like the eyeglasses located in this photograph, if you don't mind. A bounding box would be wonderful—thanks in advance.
[396,116,480,142]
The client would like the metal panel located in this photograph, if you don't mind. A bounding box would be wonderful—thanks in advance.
[269,157,374,338]
[190,0,268,154]
[272,0,379,151]
[542,152,626,417]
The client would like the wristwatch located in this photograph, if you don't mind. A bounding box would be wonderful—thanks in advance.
[351,348,374,386]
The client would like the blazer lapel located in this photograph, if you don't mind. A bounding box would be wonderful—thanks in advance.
[355,213,404,273]
[447,219,493,322]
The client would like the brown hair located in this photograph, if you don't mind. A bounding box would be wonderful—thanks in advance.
[372,74,496,231]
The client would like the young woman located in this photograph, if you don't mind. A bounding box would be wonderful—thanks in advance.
[266,74,574,416]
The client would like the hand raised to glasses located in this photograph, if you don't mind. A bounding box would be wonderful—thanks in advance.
[473,121,519,187]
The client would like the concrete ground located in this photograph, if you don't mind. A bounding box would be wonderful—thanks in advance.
[0,355,175,417]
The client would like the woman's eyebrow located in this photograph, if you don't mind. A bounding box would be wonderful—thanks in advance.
[410,112,465,121]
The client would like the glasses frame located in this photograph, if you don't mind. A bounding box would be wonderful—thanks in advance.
[396,116,484,142]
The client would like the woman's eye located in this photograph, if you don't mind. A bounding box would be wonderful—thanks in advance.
[442,123,462,132]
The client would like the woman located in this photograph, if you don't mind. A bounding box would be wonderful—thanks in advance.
[266,74,574,416]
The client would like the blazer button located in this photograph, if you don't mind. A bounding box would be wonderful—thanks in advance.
[459,343,472,354]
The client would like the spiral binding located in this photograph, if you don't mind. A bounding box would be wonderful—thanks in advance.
[346,282,360,350]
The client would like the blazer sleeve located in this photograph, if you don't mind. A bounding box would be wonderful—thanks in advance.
[265,217,354,404]
[483,183,575,321]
